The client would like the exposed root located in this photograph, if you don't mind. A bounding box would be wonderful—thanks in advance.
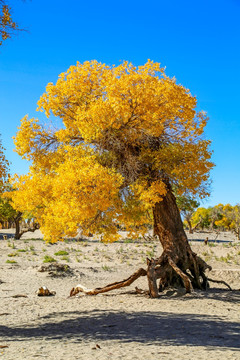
[135,287,149,295]
[147,258,159,298]
[69,251,232,298]
[189,251,202,289]
[70,267,147,296]
[168,257,193,293]
[208,277,232,291]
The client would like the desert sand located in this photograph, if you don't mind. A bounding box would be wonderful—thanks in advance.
[0,229,239,360]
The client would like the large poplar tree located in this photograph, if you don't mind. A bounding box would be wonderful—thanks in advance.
[11,60,214,296]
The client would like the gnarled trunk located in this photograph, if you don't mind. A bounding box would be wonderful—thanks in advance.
[151,187,211,296]
[70,187,231,299]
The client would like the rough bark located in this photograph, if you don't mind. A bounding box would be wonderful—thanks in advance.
[151,186,211,296]
[70,268,147,296]
[70,186,232,298]
[14,216,21,240]
[14,213,40,240]
[186,219,193,234]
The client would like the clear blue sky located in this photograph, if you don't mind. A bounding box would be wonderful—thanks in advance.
[0,0,239,207]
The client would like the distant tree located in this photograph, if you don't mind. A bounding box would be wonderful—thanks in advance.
[1,185,39,239]
[0,194,21,229]
[176,195,200,233]
[191,207,211,230]
[208,204,224,231]
[215,204,240,240]
[11,60,214,295]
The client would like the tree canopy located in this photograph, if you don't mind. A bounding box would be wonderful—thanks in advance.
[11,60,214,242]
[0,0,19,45]
[0,135,9,190]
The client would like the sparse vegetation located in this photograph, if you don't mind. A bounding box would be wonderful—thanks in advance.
[61,255,70,262]
[6,259,17,264]
[8,252,18,257]
[102,265,111,271]
[7,241,16,249]
[43,255,56,263]
[54,250,69,256]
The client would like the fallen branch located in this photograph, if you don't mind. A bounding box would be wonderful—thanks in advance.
[70,267,147,296]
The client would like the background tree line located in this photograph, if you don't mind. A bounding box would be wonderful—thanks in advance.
[178,196,240,240]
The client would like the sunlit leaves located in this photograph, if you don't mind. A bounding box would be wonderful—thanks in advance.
[11,60,213,242]
[0,1,18,45]
[0,135,9,190]
[190,204,240,239]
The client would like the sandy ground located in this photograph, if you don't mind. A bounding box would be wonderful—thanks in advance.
[0,229,239,360]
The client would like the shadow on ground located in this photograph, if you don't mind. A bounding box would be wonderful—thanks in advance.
[0,232,14,240]
[0,309,239,349]
[158,289,240,304]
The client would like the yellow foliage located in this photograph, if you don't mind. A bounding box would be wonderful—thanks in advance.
[0,136,9,190]
[215,204,240,232]
[0,2,18,45]
[11,60,214,242]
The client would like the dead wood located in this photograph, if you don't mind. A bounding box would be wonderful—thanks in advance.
[70,267,147,296]
[36,286,56,296]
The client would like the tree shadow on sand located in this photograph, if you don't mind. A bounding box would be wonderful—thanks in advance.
[0,309,239,349]
[157,289,240,304]
[87,287,240,305]
[0,231,14,240]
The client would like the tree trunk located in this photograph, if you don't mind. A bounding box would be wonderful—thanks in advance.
[14,218,21,239]
[14,211,23,239]
[152,186,211,296]
[186,219,193,234]
[69,187,232,298]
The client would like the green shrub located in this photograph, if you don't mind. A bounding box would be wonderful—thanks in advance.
[6,260,17,264]
[43,255,56,263]
[54,250,69,256]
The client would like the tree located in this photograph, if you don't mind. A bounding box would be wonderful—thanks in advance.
[0,193,21,229]
[176,194,200,233]
[215,204,240,240]
[0,134,9,190]
[191,207,212,230]
[11,60,215,296]
[0,0,19,45]
[1,187,39,239]
[208,204,224,231]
